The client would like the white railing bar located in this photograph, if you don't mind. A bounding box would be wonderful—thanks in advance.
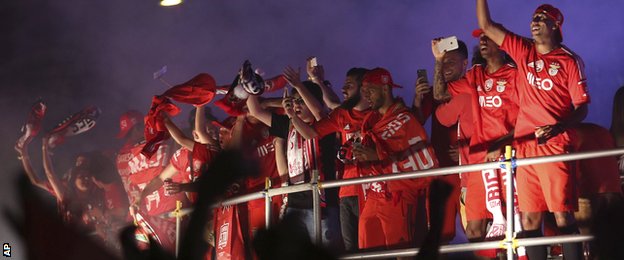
[516,148,624,167]
[339,234,593,259]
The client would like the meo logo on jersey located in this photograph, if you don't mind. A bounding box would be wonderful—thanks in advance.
[526,72,553,91]
[218,223,230,249]
[479,95,502,108]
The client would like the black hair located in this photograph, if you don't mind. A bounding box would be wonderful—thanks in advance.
[340,68,369,109]
[456,40,469,60]
[471,45,516,67]
[292,81,324,105]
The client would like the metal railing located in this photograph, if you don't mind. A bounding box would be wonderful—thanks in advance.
[166,147,624,258]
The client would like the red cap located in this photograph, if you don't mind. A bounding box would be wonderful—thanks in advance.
[362,68,402,88]
[472,29,484,38]
[534,4,564,40]
[116,110,143,139]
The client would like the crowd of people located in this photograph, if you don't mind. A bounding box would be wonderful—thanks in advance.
[13,1,624,260]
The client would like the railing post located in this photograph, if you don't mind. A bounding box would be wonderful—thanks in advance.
[312,169,322,245]
[504,145,515,260]
[264,177,272,229]
[175,200,182,258]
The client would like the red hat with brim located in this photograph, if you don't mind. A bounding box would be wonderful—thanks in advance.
[362,68,402,88]
[534,4,564,41]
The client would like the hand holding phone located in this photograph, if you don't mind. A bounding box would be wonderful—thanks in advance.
[437,36,459,53]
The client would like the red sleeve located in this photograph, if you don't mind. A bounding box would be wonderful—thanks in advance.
[447,76,473,97]
[500,32,532,65]
[566,54,590,106]
[434,94,471,127]
[313,108,343,138]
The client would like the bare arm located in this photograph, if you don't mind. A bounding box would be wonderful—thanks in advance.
[164,116,194,150]
[41,138,66,202]
[306,59,341,109]
[274,137,289,185]
[194,105,211,144]
[136,163,177,205]
[476,0,505,46]
[246,95,273,127]
[535,104,588,142]
[432,59,451,102]
[227,116,247,150]
[284,66,327,121]
[15,141,51,192]
[283,96,319,140]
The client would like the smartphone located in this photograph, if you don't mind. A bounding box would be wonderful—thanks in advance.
[417,69,428,83]
[309,57,318,67]
[437,36,459,53]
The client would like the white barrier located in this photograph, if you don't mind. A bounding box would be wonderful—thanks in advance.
[167,147,624,258]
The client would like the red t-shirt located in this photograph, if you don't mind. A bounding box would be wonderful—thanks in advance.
[170,144,217,203]
[448,63,519,161]
[241,121,280,192]
[500,32,590,140]
[360,100,438,199]
[117,141,189,216]
[314,107,369,198]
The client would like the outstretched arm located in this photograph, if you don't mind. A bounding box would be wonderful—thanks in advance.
[41,137,66,202]
[431,39,451,102]
[194,105,211,144]
[306,57,341,109]
[284,66,327,121]
[164,115,194,150]
[15,138,51,193]
[247,95,273,127]
[476,0,505,45]
[282,95,319,140]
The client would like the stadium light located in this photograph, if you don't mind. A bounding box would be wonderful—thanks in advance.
[160,0,182,7]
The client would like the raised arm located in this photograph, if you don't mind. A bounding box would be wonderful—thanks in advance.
[476,0,505,46]
[282,95,319,140]
[41,137,66,202]
[227,116,247,150]
[163,115,194,150]
[247,94,273,127]
[306,58,341,109]
[284,66,327,121]
[431,39,452,102]
[273,137,289,186]
[15,138,51,193]
[194,105,211,144]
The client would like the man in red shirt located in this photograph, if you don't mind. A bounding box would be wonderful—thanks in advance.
[434,30,520,257]
[355,68,438,252]
[477,2,590,259]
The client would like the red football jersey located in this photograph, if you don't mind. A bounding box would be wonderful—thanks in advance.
[314,107,369,198]
[241,120,280,193]
[448,63,519,160]
[117,141,188,216]
[360,100,437,198]
[500,32,590,139]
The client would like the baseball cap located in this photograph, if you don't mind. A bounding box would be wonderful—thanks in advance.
[534,4,564,41]
[362,68,402,88]
[116,110,143,139]
[472,29,484,38]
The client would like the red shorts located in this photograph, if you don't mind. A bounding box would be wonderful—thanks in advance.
[515,136,578,213]
[358,190,427,249]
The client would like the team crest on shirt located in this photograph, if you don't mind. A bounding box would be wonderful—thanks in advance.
[548,62,561,76]
[484,79,494,91]
[496,80,507,93]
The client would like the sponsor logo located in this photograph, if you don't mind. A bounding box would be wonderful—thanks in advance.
[484,78,494,91]
[526,72,553,91]
[479,95,503,108]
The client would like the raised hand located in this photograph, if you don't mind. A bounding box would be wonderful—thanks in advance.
[431,38,446,61]
[283,66,304,88]
[414,77,432,108]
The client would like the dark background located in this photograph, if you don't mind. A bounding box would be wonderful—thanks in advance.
[2,1,623,258]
